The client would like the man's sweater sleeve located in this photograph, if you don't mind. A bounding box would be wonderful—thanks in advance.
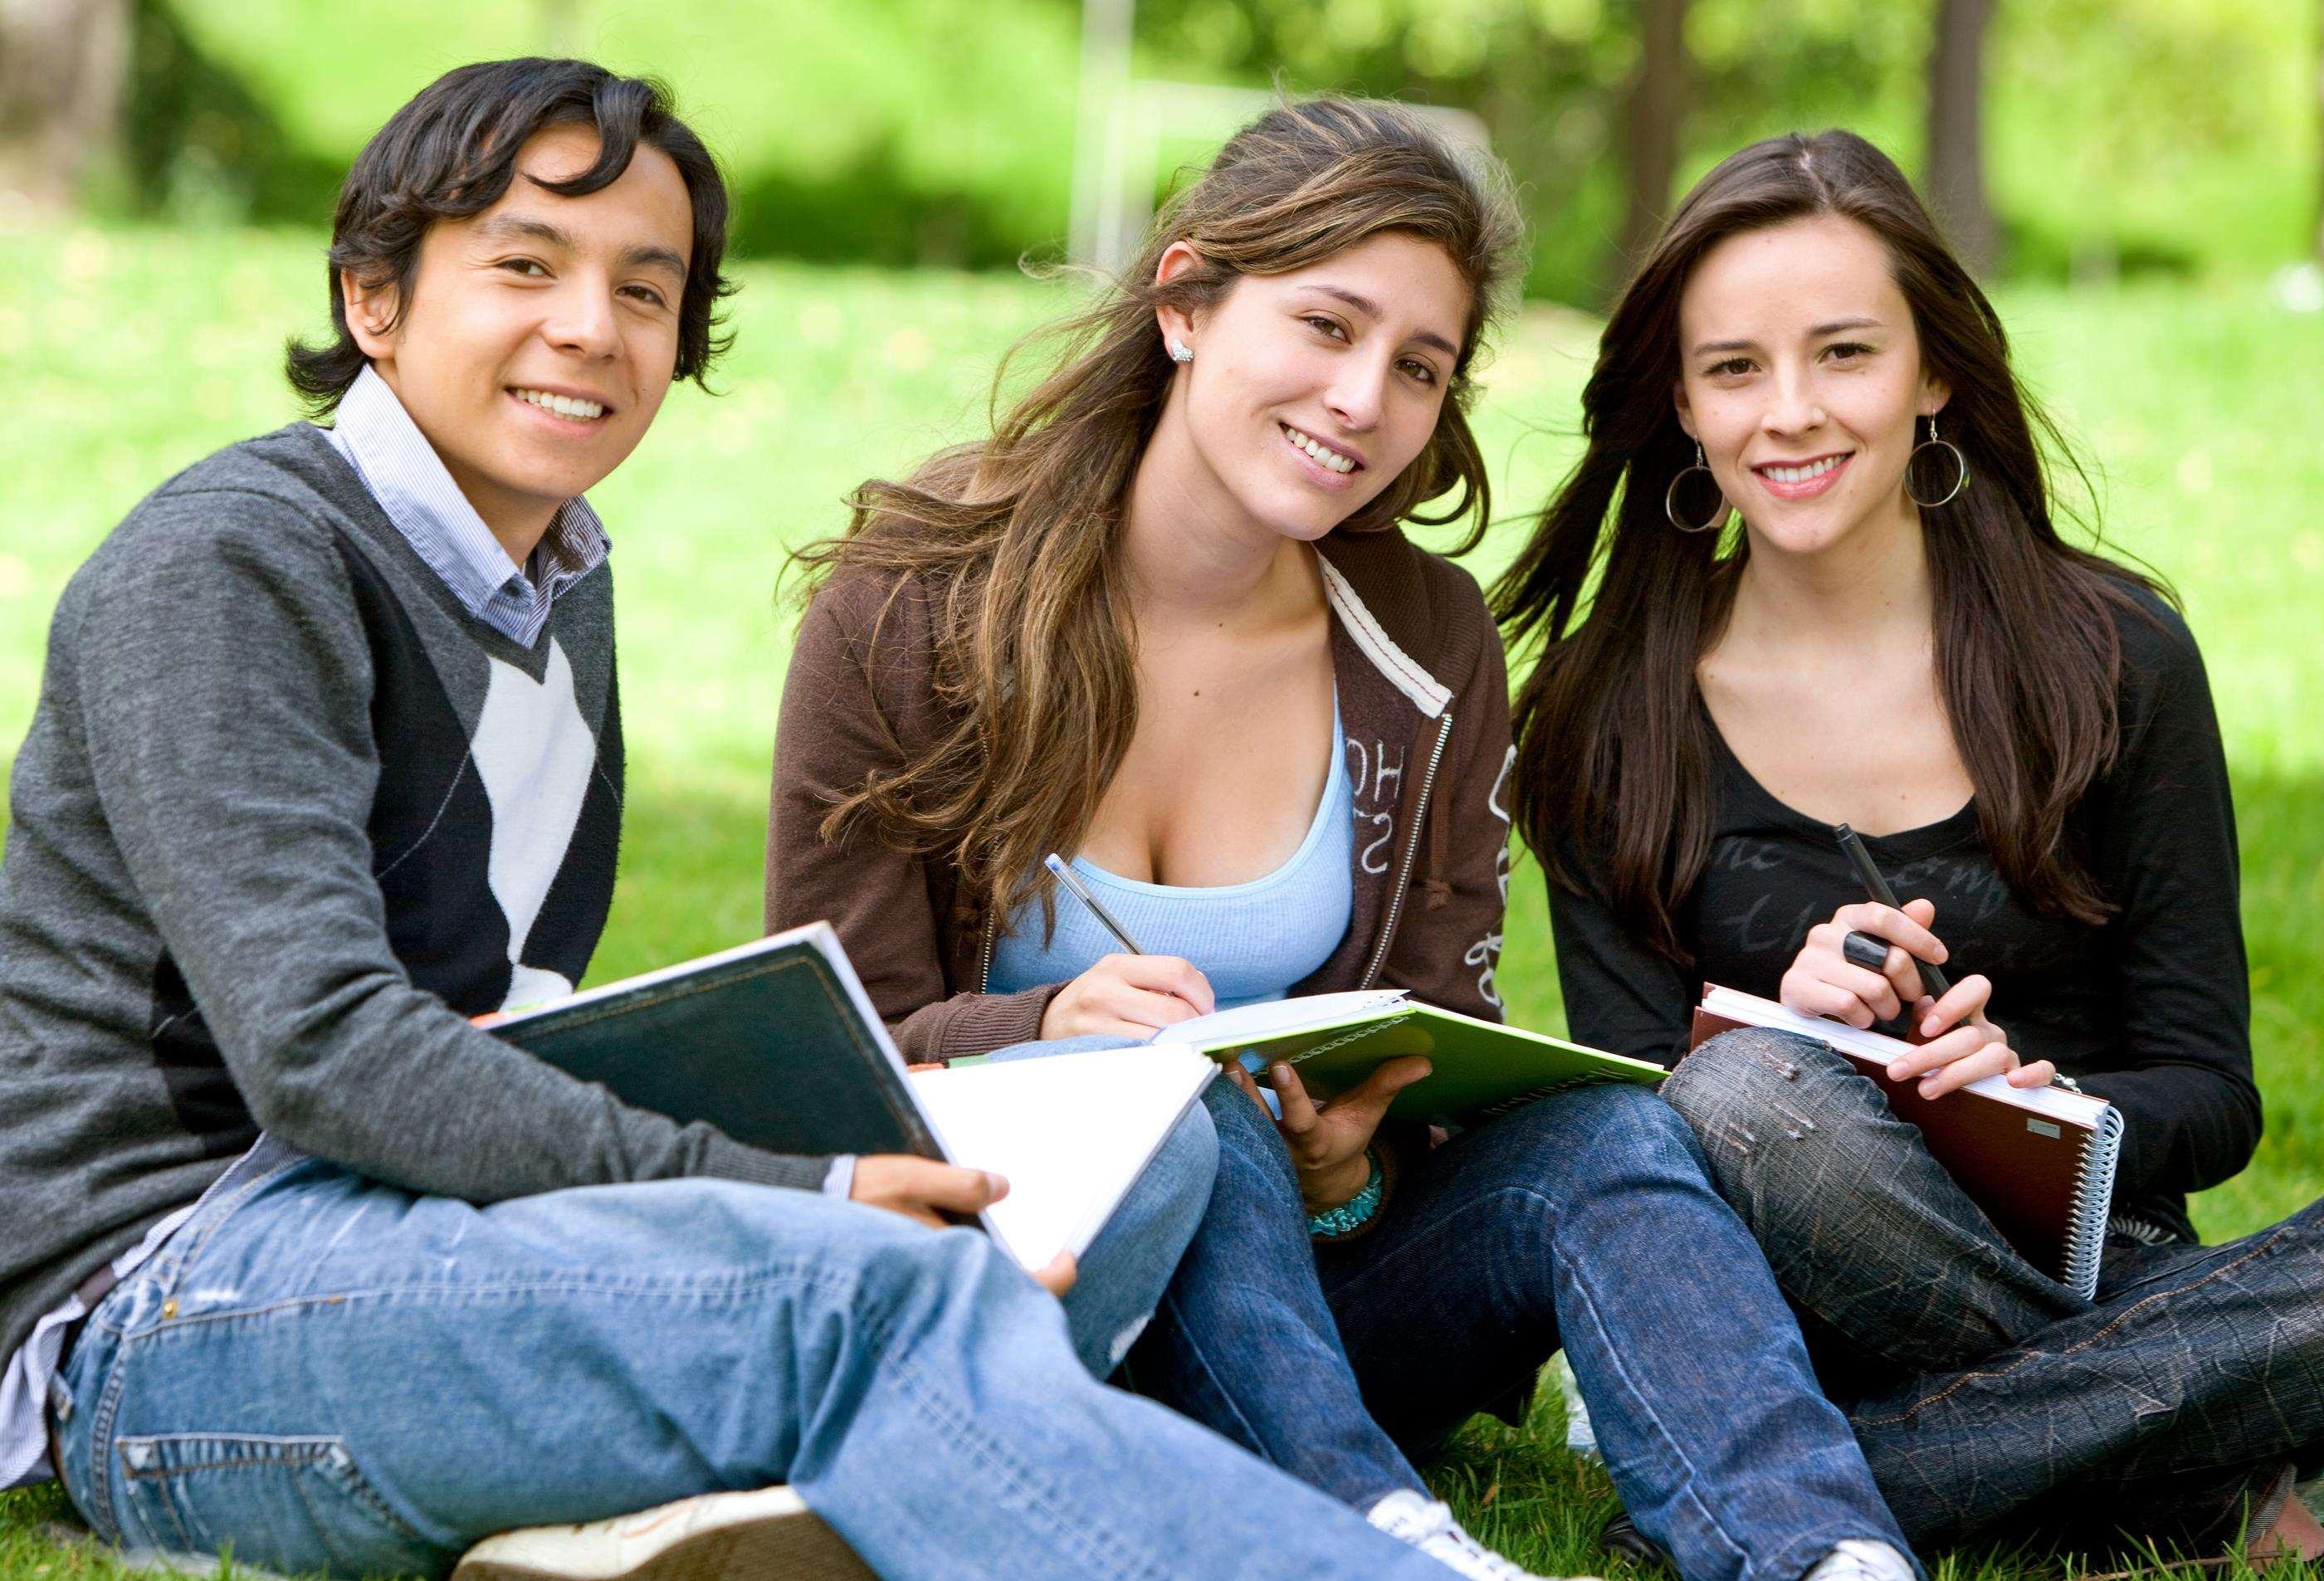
[76,491,828,1200]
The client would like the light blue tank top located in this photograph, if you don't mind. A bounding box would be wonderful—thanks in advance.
[989,700,1355,1010]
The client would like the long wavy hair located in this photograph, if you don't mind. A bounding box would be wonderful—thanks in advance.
[1496,129,2163,962]
[793,95,1522,935]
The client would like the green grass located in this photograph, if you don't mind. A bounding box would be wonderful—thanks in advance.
[1,223,2319,1578]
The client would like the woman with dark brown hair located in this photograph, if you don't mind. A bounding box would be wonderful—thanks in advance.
[1501,128,2323,1559]
[770,98,1921,1581]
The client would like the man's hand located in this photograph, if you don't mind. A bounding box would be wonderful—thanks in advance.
[847,1156,1077,1296]
[849,1154,1006,1230]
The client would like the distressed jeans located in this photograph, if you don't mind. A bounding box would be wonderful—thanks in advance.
[1130,1076,1918,1581]
[1664,1028,2324,1549]
[47,1114,1460,1581]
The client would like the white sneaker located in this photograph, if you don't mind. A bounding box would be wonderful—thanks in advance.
[451,1486,876,1581]
[1366,1489,1597,1581]
[1804,1539,1917,1581]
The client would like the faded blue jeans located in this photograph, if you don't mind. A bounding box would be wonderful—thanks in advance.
[1130,1076,1918,1581]
[1663,1029,2324,1549]
[47,1113,1458,1581]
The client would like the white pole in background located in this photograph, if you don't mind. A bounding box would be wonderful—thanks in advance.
[1069,0,1135,269]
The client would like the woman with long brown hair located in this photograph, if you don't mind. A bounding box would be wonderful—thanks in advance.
[769,98,1922,1581]
[1501,128,2323,1559]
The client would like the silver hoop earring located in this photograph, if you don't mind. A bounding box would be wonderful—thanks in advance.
[1664,442,1730,534]
[1906,414,1968,508]
[1167,337,1194,364]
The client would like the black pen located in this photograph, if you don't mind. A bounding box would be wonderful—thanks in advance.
[1832,823,1952,1001]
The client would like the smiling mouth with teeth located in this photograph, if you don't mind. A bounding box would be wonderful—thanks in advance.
[512,387,610,422]
[1282,423,1360,476]
[1754,453,1848,484]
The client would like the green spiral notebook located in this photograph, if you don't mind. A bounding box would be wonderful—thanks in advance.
[1148,989,1666,1124]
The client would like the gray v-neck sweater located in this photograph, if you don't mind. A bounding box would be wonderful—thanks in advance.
[0,424,823,1363]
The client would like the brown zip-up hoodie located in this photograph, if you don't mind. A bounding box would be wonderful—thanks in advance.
[765,527,1514,1061]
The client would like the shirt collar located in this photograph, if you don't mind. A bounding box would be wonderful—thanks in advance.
[324,364,610,622]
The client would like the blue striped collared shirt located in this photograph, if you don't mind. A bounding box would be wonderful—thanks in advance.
[322,364,610,648]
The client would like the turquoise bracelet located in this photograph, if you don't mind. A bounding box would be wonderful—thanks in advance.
[1306,1148,1384,1237]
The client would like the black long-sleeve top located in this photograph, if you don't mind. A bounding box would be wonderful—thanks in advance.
[1549,586,2259,1243]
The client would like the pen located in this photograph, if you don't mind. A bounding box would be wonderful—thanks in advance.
[1831,823,1953,1001]
[1042,853,1146,956]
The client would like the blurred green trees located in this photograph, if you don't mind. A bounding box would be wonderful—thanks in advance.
[1144,0,2315,295]
[6,0,2314,305]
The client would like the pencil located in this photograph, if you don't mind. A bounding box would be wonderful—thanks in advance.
[1042,852,1146,955]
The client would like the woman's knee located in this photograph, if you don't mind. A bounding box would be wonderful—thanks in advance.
[1200,1076,1289,1160]
[1196,1077,1304,1214]
[1106,1100,1218,1248]
[1661,1028,1868,1155]
[1658,1029,1916,1250]
[1419,1084,1703,1224]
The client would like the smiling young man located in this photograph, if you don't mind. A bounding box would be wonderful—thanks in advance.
[0,58,1482,1581]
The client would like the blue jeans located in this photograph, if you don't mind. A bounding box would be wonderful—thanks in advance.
[1132,1076,1916,1581]
[1663,1029,2324,1549]
[48,1115,1457,1581]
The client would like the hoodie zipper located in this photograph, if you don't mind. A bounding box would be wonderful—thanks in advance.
[1360,711,1454,988]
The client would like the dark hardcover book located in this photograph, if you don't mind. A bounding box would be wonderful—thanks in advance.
[481,922,941,1159]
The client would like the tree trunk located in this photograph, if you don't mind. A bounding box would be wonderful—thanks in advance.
[1612,0,1686,297]
[1926,0,1999,276]
[0,0,130,213]
[540,0,583,56]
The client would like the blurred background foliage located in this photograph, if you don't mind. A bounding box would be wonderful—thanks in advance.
[4,0,2315,305]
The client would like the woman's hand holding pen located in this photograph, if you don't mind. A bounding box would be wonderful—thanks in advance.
[1228,1056,1431,1213]
[1784,897,1949,1028]
[1783,896,2055,1099]
[1041,953,1217,1040]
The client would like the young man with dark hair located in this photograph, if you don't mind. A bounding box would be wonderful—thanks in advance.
[0,58,1467,1581]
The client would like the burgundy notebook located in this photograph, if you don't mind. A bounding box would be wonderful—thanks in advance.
[1691,984,2121,1299]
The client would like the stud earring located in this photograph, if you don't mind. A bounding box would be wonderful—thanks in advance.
[1167,338,1194,364]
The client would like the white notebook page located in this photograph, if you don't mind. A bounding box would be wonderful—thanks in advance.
[1700,985,2110,1126]
[908,1047,1217,1270]
[1150,989,1410,1051]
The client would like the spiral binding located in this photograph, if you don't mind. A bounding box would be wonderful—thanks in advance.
[1474,1073,1614,1118]
[1257,1011,1419,1069]
[2061,1102,2124,1301]
[1260,1016,1623,1120]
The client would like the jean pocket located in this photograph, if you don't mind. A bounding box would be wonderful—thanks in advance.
[114,1432,435,1578]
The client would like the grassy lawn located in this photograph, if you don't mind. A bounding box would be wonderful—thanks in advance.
[0,223,2317,1578]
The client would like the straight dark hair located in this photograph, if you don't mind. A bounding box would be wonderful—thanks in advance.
[286,57,735,415]
[1496,129,2165,962]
